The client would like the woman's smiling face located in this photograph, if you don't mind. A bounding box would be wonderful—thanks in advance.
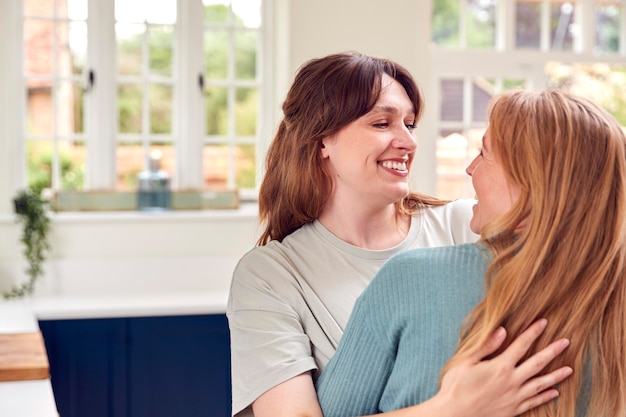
[465,128,522,235]
[320,74,418,207]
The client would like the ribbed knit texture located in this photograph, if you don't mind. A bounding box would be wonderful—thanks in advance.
[316,243,488,417]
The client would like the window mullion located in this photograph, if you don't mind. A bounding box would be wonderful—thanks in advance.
[0,0,25,214]
[619,0,626,56]
[459,0,467,48]
[175,0,204,189]
[86,0,116,189]
[576,0,593,53]
[257,0,275,195]
[540,0,550,51]
[227,13,236,190]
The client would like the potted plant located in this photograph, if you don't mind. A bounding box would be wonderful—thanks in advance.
[4,188,51,299]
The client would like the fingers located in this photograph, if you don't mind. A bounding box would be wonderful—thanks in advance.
[499,318,548,364]
[467,326,507,362]
[516,338,571,379]
[516,388,560,415]
[515,366,573,415]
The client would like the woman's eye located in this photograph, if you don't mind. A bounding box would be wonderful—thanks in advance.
[406,123,417,131]
[373,123,390,128]
[478,147,484,157]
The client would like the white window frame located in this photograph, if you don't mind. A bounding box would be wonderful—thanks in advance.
[0,0,270,216]
[430,0,626,199]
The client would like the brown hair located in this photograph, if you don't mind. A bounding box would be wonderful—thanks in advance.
[443,89,626,417]
[257,52,445,245]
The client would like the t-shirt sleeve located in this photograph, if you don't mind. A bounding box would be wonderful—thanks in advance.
[227,248,317,416]
[447,198,479,244]
[316,271,397,417]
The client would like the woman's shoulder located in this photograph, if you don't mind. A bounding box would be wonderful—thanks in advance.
[389,242,482,269]
[371,243,484,288]
[423,198,476,218]
[413,198,479,245]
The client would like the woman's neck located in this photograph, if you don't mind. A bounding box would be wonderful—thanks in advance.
[318,203,411,250]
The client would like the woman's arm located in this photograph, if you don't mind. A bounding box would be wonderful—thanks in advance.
[252,320,572,417]
[253,372,324,417]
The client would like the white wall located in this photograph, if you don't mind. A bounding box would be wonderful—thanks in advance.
[0,208,261,296]
[276,0,437,194]
[0,0,437,298]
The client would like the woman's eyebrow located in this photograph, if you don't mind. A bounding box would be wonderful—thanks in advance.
[370,105,416,115]
[371,105,398,114]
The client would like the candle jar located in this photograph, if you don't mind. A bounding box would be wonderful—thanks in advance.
[137,151,172,211]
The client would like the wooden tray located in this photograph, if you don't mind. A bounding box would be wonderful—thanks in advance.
[0,331,49,381]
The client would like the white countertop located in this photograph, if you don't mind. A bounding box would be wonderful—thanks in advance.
[32,290,230,320]
[0,301,58,417]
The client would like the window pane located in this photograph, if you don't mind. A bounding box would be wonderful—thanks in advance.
[149,144,175,177]
[440,79,464,121]
[24,20,54,75]
[436,131,469,199]
[67,0,88,20]
[66,21,88,75]
[202,143,261,190]
[24,0,53,17]
[117,23,144,76]
[27,140,85,192]
[235,144,256,188]
[546,62,626,126]
[235,87,257,135]
[117,142,143,190]
[436,128,484,200]
[115,0,176,23]
[516,0,541,48]
[150,84,173,134]
[206,86,228,135]
[149,25,174,76]
[203,144,229,187]
[551,2,575,51]
[146,0,177,24]
[467,0,496,49]
[27,85,53,135]
[118,84,143,133]
[233,0,261,28]
[117,143,175,191]
[432,0,460,46]
[472,80,492,122]
[204,1,230,24]
[596,4,621,53]
[204,30,229,79]
[235,30,257,79]
[59,140,86,190]
[27,140,54,191]
[57,81,84,135]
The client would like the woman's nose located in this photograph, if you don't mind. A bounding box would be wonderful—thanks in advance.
[393,130,417,151]
[466,156,479,176]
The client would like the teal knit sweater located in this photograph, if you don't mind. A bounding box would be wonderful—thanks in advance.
[316,243,488,417]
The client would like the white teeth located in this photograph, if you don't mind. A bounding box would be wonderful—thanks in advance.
[381,161,407,171]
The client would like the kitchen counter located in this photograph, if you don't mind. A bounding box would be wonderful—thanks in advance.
[0,301,58,417]
[0,289,231,416]
[32,290,230,320]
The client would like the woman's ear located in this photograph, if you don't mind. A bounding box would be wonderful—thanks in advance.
[320,136,332,159]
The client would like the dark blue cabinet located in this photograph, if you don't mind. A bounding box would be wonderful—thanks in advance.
[39,314,231,417]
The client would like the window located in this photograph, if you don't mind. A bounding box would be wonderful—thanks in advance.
[432,0,626,200]
[21,0,264,204]
[23,0,88,192]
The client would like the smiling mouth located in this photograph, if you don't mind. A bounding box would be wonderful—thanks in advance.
[379,160,408,171]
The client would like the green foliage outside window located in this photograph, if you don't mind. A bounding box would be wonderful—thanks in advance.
[28,143,84,193]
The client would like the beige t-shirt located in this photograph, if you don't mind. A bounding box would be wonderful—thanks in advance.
[226,199,478,417]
